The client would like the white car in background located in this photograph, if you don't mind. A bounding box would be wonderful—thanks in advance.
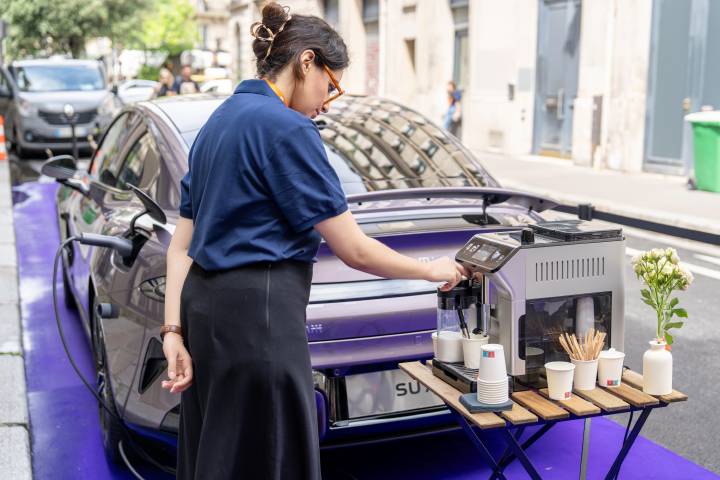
[117,79,158,104]
[200,78,234,95]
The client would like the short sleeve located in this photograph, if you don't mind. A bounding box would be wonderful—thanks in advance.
[264,125,348,232]
[179,170,193,219]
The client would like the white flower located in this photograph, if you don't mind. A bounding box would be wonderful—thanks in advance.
[649,248,665,260]
[666,248,680,264]
[633,263,644,275]
[661,263,675,276]
[678,265,694,289]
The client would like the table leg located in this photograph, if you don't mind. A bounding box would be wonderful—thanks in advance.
[493,423,556,473]
[490,427,526,480]
[580,418,591,480]
[449,409,507,480]
[603,408,652,480]
[501,429,543,480]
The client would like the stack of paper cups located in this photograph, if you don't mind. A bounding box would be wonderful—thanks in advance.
[476,344,509,404]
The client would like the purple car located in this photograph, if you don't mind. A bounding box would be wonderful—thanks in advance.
[54,93,556,466]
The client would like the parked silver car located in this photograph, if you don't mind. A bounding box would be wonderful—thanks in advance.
[0,58,121,158]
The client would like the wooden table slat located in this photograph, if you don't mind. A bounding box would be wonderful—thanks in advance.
[538,388,601,416]
[500,403,539,425]
[511,390,570,421]
[399,362,506,430]
[600,382,660,407]
[573,387,631,412]
[622,370,688,403]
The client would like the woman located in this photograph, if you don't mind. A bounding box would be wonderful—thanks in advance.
[161,3,467,479]
[152,68,176,98]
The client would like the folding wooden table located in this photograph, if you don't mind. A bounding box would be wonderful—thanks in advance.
[399,362,687,480]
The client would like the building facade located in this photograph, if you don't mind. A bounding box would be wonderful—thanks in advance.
[225,0,720,176]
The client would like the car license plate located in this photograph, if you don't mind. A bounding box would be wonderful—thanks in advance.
[54,126,88,138]
[345,368,443,419]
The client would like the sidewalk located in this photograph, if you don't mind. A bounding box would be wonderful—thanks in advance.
[0,160,32,479]
[474,152,720,237]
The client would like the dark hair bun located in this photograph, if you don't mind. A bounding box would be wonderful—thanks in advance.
[250,1,349,79]
[261,2,290,33]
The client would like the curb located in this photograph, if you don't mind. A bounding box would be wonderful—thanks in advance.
[0,159,32,480]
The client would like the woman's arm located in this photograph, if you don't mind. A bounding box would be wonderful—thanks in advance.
[162,217,194,394]
[315,210,466,288]
[164,217,194,329]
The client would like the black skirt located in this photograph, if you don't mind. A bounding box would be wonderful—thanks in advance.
[177,260,320,480]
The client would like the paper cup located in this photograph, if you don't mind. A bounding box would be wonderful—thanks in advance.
[571,358,598,391]
[436,331,464,362]
[477,344,507,382]
[431,332,438,357]
[462,335,489,369]
[545,361,575,400]
[477,377,509,404]
[598,348,625,387]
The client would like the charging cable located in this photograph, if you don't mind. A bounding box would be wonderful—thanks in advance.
[52,237,176,477]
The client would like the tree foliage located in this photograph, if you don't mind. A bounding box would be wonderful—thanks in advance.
[0,0,196,59]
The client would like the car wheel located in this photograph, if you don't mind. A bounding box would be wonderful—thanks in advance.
[93,305,126,465]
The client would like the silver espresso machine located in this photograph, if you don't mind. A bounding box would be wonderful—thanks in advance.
[456,220,625,378]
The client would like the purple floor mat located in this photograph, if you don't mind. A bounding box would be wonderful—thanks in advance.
[13,181,717,479]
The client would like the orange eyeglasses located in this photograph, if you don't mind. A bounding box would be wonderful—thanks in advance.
[323,64,344,106]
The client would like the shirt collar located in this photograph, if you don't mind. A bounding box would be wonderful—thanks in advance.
[234,79,284,104]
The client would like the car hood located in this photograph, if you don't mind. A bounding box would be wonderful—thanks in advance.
[18,90,111,111]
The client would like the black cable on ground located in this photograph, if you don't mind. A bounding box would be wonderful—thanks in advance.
[53,238,176,477]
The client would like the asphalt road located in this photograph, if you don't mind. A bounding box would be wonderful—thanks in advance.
[612,226,720,473]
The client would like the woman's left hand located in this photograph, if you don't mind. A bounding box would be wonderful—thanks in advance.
[161,333,194,394]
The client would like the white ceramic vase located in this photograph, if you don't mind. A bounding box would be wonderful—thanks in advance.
[642,340,672,395]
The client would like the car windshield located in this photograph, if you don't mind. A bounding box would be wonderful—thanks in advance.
[177,96,497,192]
[13,65,105,92]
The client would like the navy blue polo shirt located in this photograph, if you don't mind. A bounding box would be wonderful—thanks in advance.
[179,79,348,271]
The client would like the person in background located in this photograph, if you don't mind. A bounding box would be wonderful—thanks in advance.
[444,80,462,136]
[173,65,200,95]
[152,68,176,98]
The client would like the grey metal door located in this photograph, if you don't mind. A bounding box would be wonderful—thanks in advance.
[533,0,581,158]
[645,0,720,172]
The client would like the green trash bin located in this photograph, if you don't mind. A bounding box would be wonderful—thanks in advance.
[686,111,720,192]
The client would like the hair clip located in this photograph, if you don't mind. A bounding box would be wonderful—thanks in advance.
[250,9,293,61]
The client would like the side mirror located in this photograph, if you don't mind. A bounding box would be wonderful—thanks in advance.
[110,84,119,95]
[40,155,77,180]
[40,155,90,196]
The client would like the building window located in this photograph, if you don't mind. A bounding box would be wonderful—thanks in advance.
[323,0,339,27]
[405,39,416,73]
[201,25,209,49]
[363,0,379,24]
[451,0,469,88]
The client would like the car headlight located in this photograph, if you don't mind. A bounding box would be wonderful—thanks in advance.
[17,98,38,117]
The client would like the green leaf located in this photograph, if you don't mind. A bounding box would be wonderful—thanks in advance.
[665,321,684,330]
[672,308,688,318]
[664,332,674,345]
[641,289,653,300]
[669,297,679,308]
[642,298,655,308]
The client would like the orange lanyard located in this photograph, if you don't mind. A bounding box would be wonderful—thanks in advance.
[264,78,288,106]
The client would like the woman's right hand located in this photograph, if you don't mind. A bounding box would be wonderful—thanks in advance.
[426,257,468,291]
[161,333,193,394]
